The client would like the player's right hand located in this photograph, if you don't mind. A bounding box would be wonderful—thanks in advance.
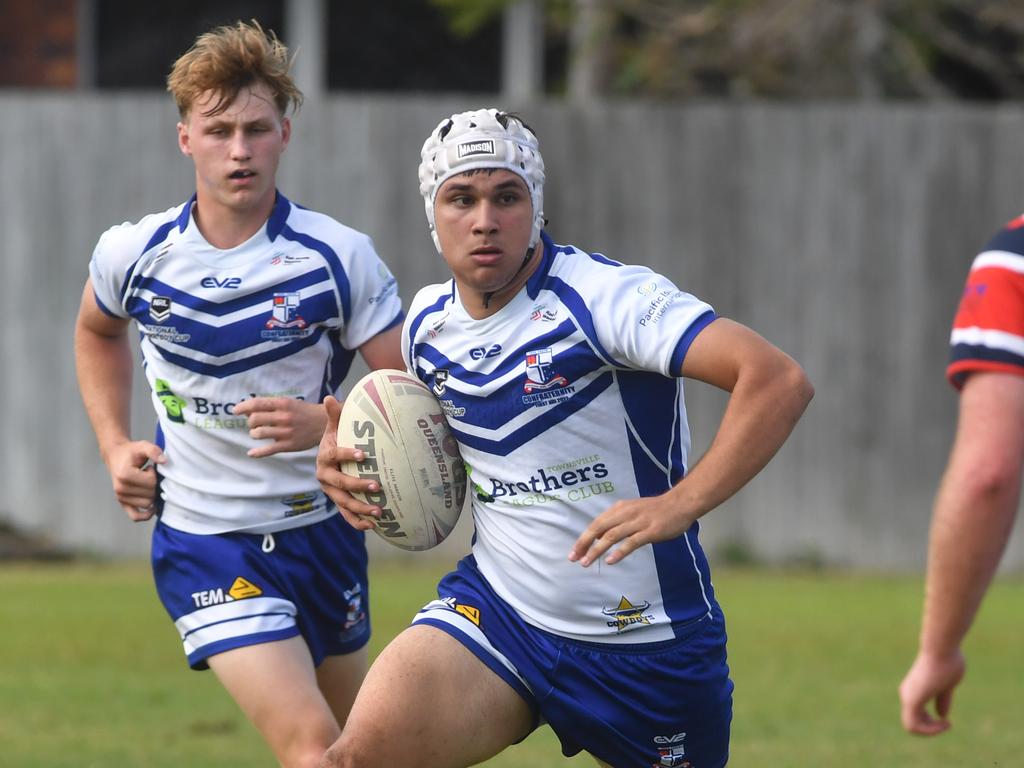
[103,440,166,521]
[316,395,384,531]
[898,649,965,735]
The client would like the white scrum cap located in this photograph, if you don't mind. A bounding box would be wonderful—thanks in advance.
[418,108,546,252]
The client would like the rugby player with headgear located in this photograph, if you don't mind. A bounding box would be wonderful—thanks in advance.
[315,108,813,768]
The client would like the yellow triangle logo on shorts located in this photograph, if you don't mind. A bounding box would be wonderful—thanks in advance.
[454,603,480,626]
[228,577,263,600]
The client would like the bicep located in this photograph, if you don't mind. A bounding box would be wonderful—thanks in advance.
[679,317,790,391]
[75,278,130,339]
[358,324,405,372]
[949,372,1024,480]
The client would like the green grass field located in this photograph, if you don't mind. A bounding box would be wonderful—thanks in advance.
[0,560,1020,767]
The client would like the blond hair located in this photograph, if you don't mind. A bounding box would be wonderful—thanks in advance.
[166,20,303,118]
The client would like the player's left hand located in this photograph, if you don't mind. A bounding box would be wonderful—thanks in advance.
[569,493,696,566]
[898,650,965,736]
[233,397,327,458]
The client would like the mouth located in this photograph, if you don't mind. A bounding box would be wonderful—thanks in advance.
[228,169,256,181]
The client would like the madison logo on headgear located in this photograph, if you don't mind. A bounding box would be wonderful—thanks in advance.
[522,348,574,406]
[262,292,309,340]
[457,139,495,158]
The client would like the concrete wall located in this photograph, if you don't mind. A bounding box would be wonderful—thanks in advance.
[2,92,1022,570]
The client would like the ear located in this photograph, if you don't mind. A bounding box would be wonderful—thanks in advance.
[176,120,191,157]
[280,116,292,151]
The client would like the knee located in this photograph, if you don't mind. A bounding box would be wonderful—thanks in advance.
[318,740,352,768]
[319,733,379,768]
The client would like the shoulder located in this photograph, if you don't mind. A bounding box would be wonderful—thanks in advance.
[980,214,1024,256]
[92,202,187,265]
[542,238,682,303]
[408,280,454,319]
[281,204,377,256]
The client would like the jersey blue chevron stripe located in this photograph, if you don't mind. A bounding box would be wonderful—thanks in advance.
[131,268,332,317]
[450,371,614,455]
[280,226,351,324]
[151,326,328,378]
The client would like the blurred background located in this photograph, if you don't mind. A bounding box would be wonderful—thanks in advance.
[2,0,1024,572]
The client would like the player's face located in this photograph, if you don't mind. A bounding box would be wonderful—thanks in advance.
[177,81,290,218]
[434,170,535,314]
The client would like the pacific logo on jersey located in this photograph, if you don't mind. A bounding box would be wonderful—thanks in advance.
[262,292,310,340]
[191,576,263,608]
[602,595,655,632]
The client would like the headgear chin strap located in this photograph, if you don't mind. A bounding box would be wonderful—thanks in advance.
[418,108,546,253]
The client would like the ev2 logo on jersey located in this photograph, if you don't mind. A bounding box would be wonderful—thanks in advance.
[469,344,502,360]
[201,276,242,289]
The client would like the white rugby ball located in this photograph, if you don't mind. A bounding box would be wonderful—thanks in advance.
[338,369,466,551]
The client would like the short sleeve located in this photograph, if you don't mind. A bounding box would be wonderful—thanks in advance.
[587,264,715,376]
[948,228,1024,389]
[335,234,404,350]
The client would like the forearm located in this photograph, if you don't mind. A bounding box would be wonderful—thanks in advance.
[674,360,812,519]
[74,325,136,461]
[919,469,1019,658]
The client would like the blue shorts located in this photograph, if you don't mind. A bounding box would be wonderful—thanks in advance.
[413,556,733,768]
[151,514,370,670]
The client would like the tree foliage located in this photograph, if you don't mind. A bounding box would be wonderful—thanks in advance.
[432,0,1024,99]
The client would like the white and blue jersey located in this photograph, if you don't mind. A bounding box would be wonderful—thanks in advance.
[403,232,719,644]
[89,192,403,534]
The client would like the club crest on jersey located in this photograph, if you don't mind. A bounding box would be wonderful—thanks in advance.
[522,348,574,406]
[149,296,172,323]
[262,292,310,340]
[651,732,689,767]
[602,595,655,632]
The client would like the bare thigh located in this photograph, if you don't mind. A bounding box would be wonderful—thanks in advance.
[209,636,344,768]
[323,625,534,768]
[315,644,368,726]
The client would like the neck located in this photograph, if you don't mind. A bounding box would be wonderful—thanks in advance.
[192,187,277,249]
[461,244,541,320]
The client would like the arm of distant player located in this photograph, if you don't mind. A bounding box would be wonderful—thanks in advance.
[316,395,387,531]
[899,371,1024,736]
[570,318,813,566]
[74,279,165,520]
[238,325,405,458]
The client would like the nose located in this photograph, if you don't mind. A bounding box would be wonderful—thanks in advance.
[471,199,499,234]
[229,130,252,161]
